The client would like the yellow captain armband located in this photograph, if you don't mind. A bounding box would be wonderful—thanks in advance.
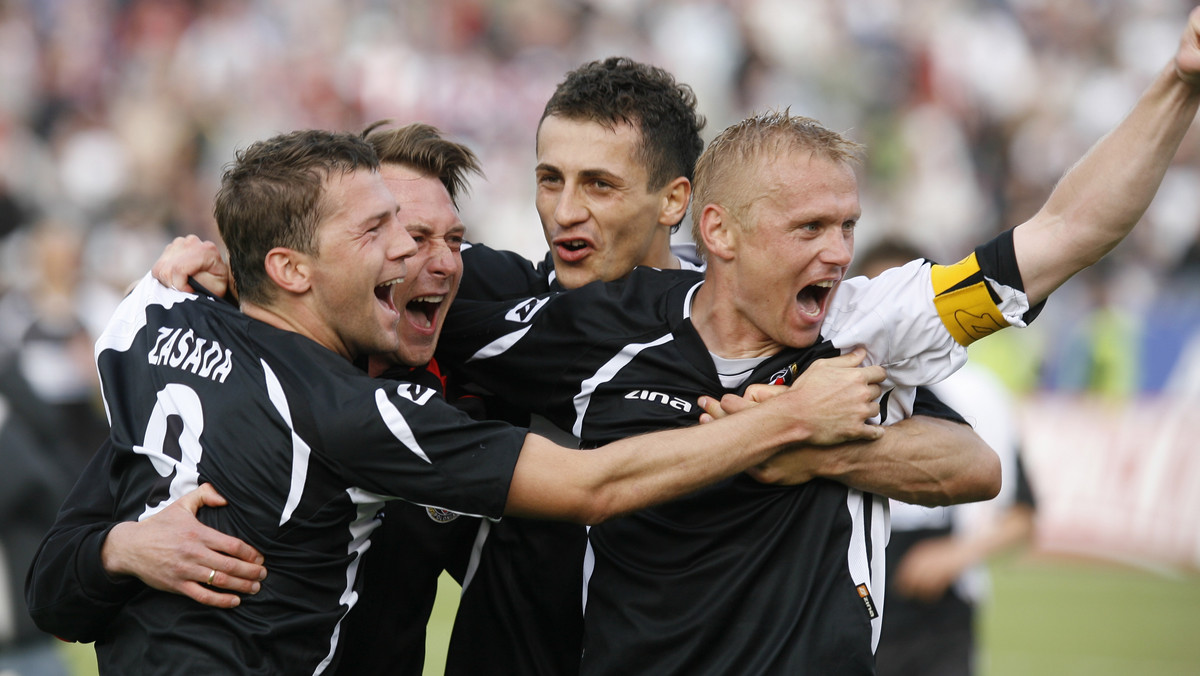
[930,253,1010,346]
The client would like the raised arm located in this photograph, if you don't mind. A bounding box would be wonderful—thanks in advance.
[505,349,887,523]
[1014,8,1200,305]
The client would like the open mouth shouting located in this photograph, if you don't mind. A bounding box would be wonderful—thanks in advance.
[405,294,446,331]
[796,279,836,318]
[375,277,404,317]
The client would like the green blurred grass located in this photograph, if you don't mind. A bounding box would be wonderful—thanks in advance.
[57,557,1200,676]
[978,556,1200,676]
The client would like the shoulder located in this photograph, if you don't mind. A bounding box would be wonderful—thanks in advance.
[460,243,550,301]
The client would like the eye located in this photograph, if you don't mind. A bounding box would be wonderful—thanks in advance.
[842,220,857,232]
[536,173,562,187]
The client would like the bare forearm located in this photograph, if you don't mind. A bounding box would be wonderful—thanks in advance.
[507,349,888,522]
[1017,62,1200,304]
[810,416,1000,506]
[507,400,819,523]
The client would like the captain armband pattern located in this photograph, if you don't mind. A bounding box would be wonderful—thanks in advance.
[929,252,1009,346]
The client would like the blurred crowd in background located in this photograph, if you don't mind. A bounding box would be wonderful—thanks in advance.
[3,0,1200,398]
[0,0,1198,670]
[1,0,1199,656]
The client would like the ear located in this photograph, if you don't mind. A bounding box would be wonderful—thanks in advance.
[697,203,737,262]
[263,247,313,294]
[658,176,692,228]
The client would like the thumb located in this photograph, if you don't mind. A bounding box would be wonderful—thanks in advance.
[831,346,867,367]
[861,423,886,441]
[176,483,228,513]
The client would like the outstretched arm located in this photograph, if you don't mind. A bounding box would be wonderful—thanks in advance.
[1015,8,1200,304]
[505,348,888,523]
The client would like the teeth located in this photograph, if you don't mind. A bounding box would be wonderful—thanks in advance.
[378,278,404,288]
[812,280,835,288]
[411,295,445,304]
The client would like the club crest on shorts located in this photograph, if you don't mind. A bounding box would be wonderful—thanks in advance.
[426,506,461,523]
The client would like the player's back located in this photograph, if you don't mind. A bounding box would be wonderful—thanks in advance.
[92,276,524,675]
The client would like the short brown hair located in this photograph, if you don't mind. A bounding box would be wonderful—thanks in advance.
[362,121,483,208]
[214,129,379,305]
[540,57,705,196]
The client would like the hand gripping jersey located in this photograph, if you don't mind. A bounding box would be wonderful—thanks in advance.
[86,276,524,676]
[437,231,1039,675]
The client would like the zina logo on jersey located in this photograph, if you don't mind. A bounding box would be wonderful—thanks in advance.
[624,390,692,413]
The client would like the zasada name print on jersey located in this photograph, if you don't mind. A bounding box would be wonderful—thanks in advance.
[147,326,233,383]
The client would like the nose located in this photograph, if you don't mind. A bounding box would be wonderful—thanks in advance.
[553,183,588,228]
[821,227,853,267]
[426,238,459,278]
[389,218,418,261]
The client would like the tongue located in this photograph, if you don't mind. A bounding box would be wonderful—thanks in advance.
[796,287,820,315]
[406,303,434,329]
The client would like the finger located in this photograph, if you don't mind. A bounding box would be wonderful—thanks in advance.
[860,364,887,384]
[697,396,726,421]
[182,581,243,609]
[192,270,228,298]
[194,482,229,509]
[203,531,265,566]
[840,346,867,365]
[744,384,787,404]
[718,393,754,415]
[206,561,265,593]
[172,484,221,515]
[861,424,886,441]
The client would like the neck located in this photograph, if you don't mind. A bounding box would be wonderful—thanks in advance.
[242,300,353,361]
[690,279,781,360]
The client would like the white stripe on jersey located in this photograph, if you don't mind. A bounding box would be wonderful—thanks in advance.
[571,333,675,438]
[263,360,312,527]
[869,495,889,651]
[317,489,389,676]
[374,388,433,463]
[844,490,889,651]
[94,273,194,424]
[468,326,532,362]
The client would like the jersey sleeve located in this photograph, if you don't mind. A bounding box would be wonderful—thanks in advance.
[437,273,677,430]
[459,243,551,301]
[929,227,1043,345]
[274,360,528,520]
[827,228,1041,391]
[25,438,144,643]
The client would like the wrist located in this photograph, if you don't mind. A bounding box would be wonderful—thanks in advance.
[100,522,134,579]
[1174,60,1200,90]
